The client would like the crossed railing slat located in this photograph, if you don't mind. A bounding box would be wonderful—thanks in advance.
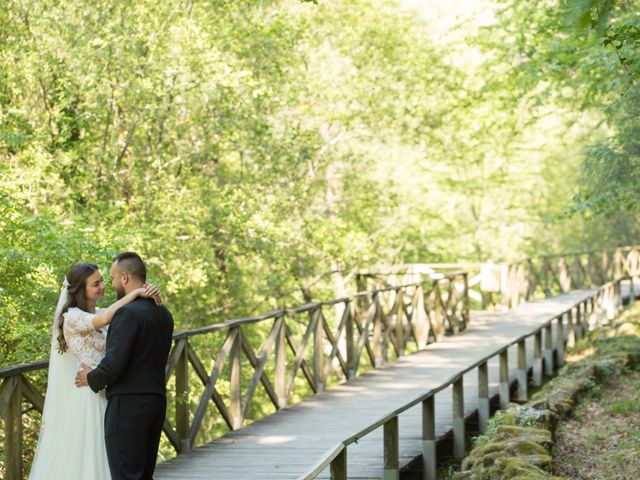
[3,245,638,479]
[1,272,469,479]
[301,279,625,480]
[371,245,640,310]
[163,273,470,455]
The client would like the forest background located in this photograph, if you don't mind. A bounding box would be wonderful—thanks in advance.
[1,0,639,371]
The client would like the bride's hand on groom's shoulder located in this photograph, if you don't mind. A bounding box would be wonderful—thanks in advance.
[140,284,163,306]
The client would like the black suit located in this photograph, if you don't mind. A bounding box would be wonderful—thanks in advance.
[88,298,174,480]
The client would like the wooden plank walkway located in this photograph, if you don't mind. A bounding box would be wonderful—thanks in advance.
[154,288,613,480]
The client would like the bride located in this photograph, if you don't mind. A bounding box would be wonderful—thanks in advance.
[29,262,162,479]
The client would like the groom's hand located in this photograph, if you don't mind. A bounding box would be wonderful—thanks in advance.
[75,363,92,387]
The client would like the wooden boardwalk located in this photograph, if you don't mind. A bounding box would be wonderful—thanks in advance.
[2,251,637,480]
[155,287,621,480]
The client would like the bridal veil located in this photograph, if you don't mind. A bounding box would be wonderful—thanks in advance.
[28,279,111,479]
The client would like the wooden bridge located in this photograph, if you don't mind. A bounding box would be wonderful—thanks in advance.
[2,246,640,479]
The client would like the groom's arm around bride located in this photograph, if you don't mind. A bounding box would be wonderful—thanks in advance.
[76,252,174,480]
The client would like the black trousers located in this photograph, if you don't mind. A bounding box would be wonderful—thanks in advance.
[104,394,166,480]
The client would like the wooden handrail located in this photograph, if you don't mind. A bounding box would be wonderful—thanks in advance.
[369,245,640,311]
[1,271,470,479]
[297,278,624,479]
[1,272,466,375]
[0,361,49,380]
[4,244,635,480]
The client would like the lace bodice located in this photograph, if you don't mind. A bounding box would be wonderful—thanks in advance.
[63,308,107,368]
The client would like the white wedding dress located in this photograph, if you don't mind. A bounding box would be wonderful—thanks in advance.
[29,303,111,480]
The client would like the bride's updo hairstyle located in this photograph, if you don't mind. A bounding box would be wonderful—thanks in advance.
[56,262,100,353]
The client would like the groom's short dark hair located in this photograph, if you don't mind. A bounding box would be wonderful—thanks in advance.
[113,252,147,282]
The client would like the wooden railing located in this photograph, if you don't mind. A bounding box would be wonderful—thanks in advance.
[494,246,639,309]
[379,245,640,310]
[299,279,624,480]
[0,272,468,479]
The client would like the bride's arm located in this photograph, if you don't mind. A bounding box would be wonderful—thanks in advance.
[91,285,160,329]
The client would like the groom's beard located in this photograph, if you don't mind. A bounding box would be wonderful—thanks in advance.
[115,286,126,300]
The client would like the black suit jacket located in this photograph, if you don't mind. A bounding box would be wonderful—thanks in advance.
[88,298,174,397]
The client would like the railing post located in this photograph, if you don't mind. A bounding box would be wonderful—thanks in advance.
[605,284,615,321]
[559,256,571,292]
[230,328,243,429]
[507,264,517,308]
[452,377,465,460]
[422,396,437,480]
[384,416,399,480]
[382,298,390,365]
[3,376,22,480]
[433,286,445,341]
[581,301,590,335]
[533,330,543,387]
[604,250,612,282]
[544,322,554,376]
[512,264,522,307]
[372,295,384,367]
[462,272,470,328]
[175,338,190,453]
[345,301,357,379]
[573,304,582,340]
[516,339,527,401]
[415,284,428,350]
[613,247,624,279]
[330,447,347,480]
[499,350,509,409]
[566,309,576,348]
[526,258,535,301]
[395,288,405,357]
[556,315,565,368]
[478,361,490,433]
[275,315,287,408]
[313,308,325,391]
[447,279,460,336]
[591,293,599,326]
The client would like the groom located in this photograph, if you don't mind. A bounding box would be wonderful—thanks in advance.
[75,252,174,480]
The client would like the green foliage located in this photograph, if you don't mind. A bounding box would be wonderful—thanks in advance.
[3,3,640,473]
[561,1,640,215]
[0,186,121,365]
[567,0,616,32]
[0,0,413,366]
[0,0,638,370]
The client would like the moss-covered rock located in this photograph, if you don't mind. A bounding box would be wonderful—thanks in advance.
[495,456,550,475]
[531,373,592,417]
[460,425,553,474]
[453,314,640,479]
[492,425,552,444]
[453,455,554,479]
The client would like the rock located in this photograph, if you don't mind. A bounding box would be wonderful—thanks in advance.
[454,322,640,480]
[493,425,552,448]
[496,455,550,475]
